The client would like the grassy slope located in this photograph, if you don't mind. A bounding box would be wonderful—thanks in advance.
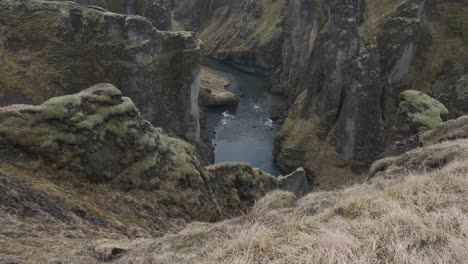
[197,0,285,67]
[2,139,468,263]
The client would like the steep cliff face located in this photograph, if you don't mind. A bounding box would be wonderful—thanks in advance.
[275,0,468,188]
[275,0,325,96]
[0,0,200,140]
[174,0,286,72]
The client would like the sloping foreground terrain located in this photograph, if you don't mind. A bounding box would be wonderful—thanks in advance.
[1,87,468,263]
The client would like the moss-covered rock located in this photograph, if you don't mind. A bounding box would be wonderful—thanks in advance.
[398,90,449,132]
[0,0,201,140]
[206,162,278,217]
[384,90,448,156]
[0,84,284,220]
[0,84,217,220]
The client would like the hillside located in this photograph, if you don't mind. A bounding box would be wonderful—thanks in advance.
[2,132,468,263]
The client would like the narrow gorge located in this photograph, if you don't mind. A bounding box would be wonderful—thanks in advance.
[1,0,468,263]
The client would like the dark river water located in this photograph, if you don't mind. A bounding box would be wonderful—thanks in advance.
[201,59,286,176]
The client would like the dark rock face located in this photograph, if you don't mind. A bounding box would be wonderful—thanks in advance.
[276,0,324,97]
[0,0,201,140]
[279,167,313,198]
[275,0,382,181]
[50,0,173,30]
[274,0,468,186]
[377,0,432,98]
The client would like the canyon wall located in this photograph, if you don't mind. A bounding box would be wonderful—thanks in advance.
[178,0,468,188]
[277,0,467,188]
[0,0,199,140]
[174,0,286,72]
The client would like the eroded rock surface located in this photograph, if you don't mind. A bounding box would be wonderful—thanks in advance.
[0,0,201,140]
[279,167,313,198]
[49,0,173,30]
[274,0,468,187]
[0,84,216,219]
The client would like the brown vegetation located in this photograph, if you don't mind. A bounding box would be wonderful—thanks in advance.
[2,139,468,263]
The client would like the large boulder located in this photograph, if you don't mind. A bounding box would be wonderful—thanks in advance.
[278,167,313,198]
[384,90,449,156]
[0,0,201,140]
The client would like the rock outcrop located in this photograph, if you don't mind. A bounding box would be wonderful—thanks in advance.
[0,84,216,220]
[384,90,449,156]
[278,167,313,198]
[206,162,278,217]
[48,0,173,30]
[0,0,201,140]
[0,84,279,220]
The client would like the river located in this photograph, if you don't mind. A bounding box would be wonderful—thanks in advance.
[201,59,286,176]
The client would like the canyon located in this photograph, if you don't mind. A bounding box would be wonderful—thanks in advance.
[0,0,467,263]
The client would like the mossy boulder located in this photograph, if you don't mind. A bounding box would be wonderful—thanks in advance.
[0,0,201,140]
[398,90,449,132]
[206,162,278,217]
[384,90,449,156]
[0,84,217,220]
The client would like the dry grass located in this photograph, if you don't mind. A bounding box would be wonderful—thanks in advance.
[113,154,468,264]
[2,140,468,263]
